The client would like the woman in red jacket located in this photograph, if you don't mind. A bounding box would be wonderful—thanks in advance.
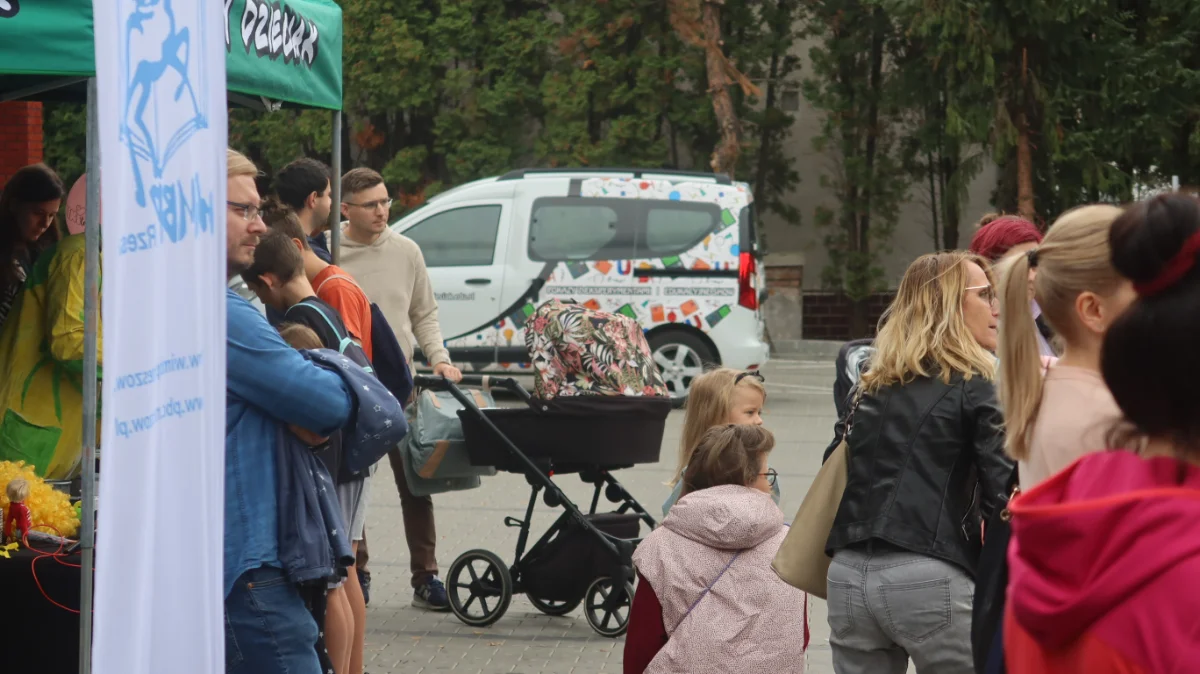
[1005,193,1200,673]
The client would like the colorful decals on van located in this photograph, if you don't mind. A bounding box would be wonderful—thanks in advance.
[447,177,752,369]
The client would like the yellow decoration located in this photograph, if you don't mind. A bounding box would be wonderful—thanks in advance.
[0,542,17,558]
[0,461,80,538]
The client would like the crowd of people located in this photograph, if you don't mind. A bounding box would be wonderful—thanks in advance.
[224,150,472,674]
[4,151,1200,674]
[622,200,1200,673]
[0,153,470,674]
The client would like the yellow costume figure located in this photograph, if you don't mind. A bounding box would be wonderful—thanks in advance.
[0,234,101,479]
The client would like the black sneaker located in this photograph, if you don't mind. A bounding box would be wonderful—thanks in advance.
[413,577,450,611]
[357,568,371,606]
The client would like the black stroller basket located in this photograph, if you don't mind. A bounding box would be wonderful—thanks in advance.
[521,512,641,603]
[460,395,670,473]
[413,374,668,638]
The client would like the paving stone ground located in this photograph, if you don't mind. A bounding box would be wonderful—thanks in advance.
[360,358,915,674]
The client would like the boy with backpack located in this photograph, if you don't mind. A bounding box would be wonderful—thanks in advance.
[242,227,373,674]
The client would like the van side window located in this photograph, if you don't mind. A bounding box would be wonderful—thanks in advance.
[404,205,503,267]
[645,207,719,256]
[528,197,721,262]
[529,204,624,260]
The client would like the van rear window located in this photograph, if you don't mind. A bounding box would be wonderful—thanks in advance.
[529,197,721,262]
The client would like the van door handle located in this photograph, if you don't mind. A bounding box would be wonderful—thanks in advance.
[465,278,492,286]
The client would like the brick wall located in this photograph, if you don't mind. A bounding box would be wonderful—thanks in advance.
[0,102,45,186]
[802,291,895,341]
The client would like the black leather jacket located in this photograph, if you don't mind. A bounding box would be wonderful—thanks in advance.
[825,373,1013,577]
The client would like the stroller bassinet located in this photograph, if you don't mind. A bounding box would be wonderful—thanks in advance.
[415,300,669,637]
[460,395,669,473]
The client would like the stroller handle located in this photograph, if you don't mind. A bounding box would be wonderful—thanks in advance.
[413,374,532,401]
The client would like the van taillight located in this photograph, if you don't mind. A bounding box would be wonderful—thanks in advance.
[738,251,758,310]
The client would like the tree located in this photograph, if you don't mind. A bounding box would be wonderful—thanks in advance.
[42,102,87,192]
[888,0,993,249]
[668,0,760,177]
[802,0,909,335]
[739,0,804,229]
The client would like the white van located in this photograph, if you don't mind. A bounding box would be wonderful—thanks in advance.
[392,168,770,400]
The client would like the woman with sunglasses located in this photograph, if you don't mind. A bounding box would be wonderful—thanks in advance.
[969,214,1059,359]
[825,251,1013,673]
[626,424,809,673]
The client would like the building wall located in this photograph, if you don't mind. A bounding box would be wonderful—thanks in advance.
[0,102,44,186]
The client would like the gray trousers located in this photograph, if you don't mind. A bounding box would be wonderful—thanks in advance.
[826,546,974,674]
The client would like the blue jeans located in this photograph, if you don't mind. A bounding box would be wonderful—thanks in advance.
[225,567,321,674]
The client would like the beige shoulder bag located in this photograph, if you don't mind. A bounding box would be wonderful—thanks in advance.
[771,393,861,599]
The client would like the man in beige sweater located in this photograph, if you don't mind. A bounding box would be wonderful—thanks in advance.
[334,167,462,612]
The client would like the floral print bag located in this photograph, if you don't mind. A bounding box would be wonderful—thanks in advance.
[526,299,668,399]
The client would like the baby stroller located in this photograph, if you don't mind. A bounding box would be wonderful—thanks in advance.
[413,300,671,637]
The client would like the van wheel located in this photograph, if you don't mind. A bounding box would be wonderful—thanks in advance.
[648,331,714,406]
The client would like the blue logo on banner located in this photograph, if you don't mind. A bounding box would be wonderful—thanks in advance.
[120,0,214,253]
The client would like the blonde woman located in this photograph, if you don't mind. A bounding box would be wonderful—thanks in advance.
[825,252,1013,674]
[996,205,1136,490]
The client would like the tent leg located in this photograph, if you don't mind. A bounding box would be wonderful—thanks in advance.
[79,77,101,674]
[331,110,342,264]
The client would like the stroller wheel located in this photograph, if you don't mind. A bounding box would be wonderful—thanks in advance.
[447,549,513,627]
[584,577,635,638]
[527,594,583,617]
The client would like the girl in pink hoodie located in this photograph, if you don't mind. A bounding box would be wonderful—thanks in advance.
[1006,193,1200,673]
[626,425,808,674]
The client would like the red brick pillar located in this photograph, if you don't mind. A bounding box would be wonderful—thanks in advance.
[0,101,45,187]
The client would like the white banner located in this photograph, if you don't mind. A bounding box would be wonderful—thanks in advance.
[93,1,227,673]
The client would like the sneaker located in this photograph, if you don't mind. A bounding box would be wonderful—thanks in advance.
[413,577,450,611]
[358,568,371,606]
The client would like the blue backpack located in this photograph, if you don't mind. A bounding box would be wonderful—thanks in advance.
[284,299,373,374]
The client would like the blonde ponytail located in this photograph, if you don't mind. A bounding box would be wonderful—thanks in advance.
[996,204,1125,462]
[997,251,1044,462]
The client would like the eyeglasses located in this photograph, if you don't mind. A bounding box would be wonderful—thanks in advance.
[966,284,996,305]
[227,200,263,222]
[761,468,778,487]
[735,370,765,385]
[345,198,394,212]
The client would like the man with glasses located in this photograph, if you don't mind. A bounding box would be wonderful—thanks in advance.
[334,167,461,611]
[223,149,353,674]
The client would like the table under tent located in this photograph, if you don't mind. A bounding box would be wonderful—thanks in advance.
[0,2,345,672]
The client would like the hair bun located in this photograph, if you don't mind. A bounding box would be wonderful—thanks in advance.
[1110,194,1200,296]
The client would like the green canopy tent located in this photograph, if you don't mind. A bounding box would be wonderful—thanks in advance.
[0,0,343,110]
[0,3,344,672]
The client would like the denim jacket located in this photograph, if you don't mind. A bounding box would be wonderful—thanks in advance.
[275,425,354,586]
[224,290,352,597]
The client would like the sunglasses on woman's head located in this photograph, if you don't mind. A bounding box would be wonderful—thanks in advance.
[735,370,765,385]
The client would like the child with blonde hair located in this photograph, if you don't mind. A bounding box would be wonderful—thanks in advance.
[662,368,771,515]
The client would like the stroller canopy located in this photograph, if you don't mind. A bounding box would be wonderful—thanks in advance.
[525,300,668,399]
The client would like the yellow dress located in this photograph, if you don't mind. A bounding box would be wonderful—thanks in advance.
[0,234,102,479]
